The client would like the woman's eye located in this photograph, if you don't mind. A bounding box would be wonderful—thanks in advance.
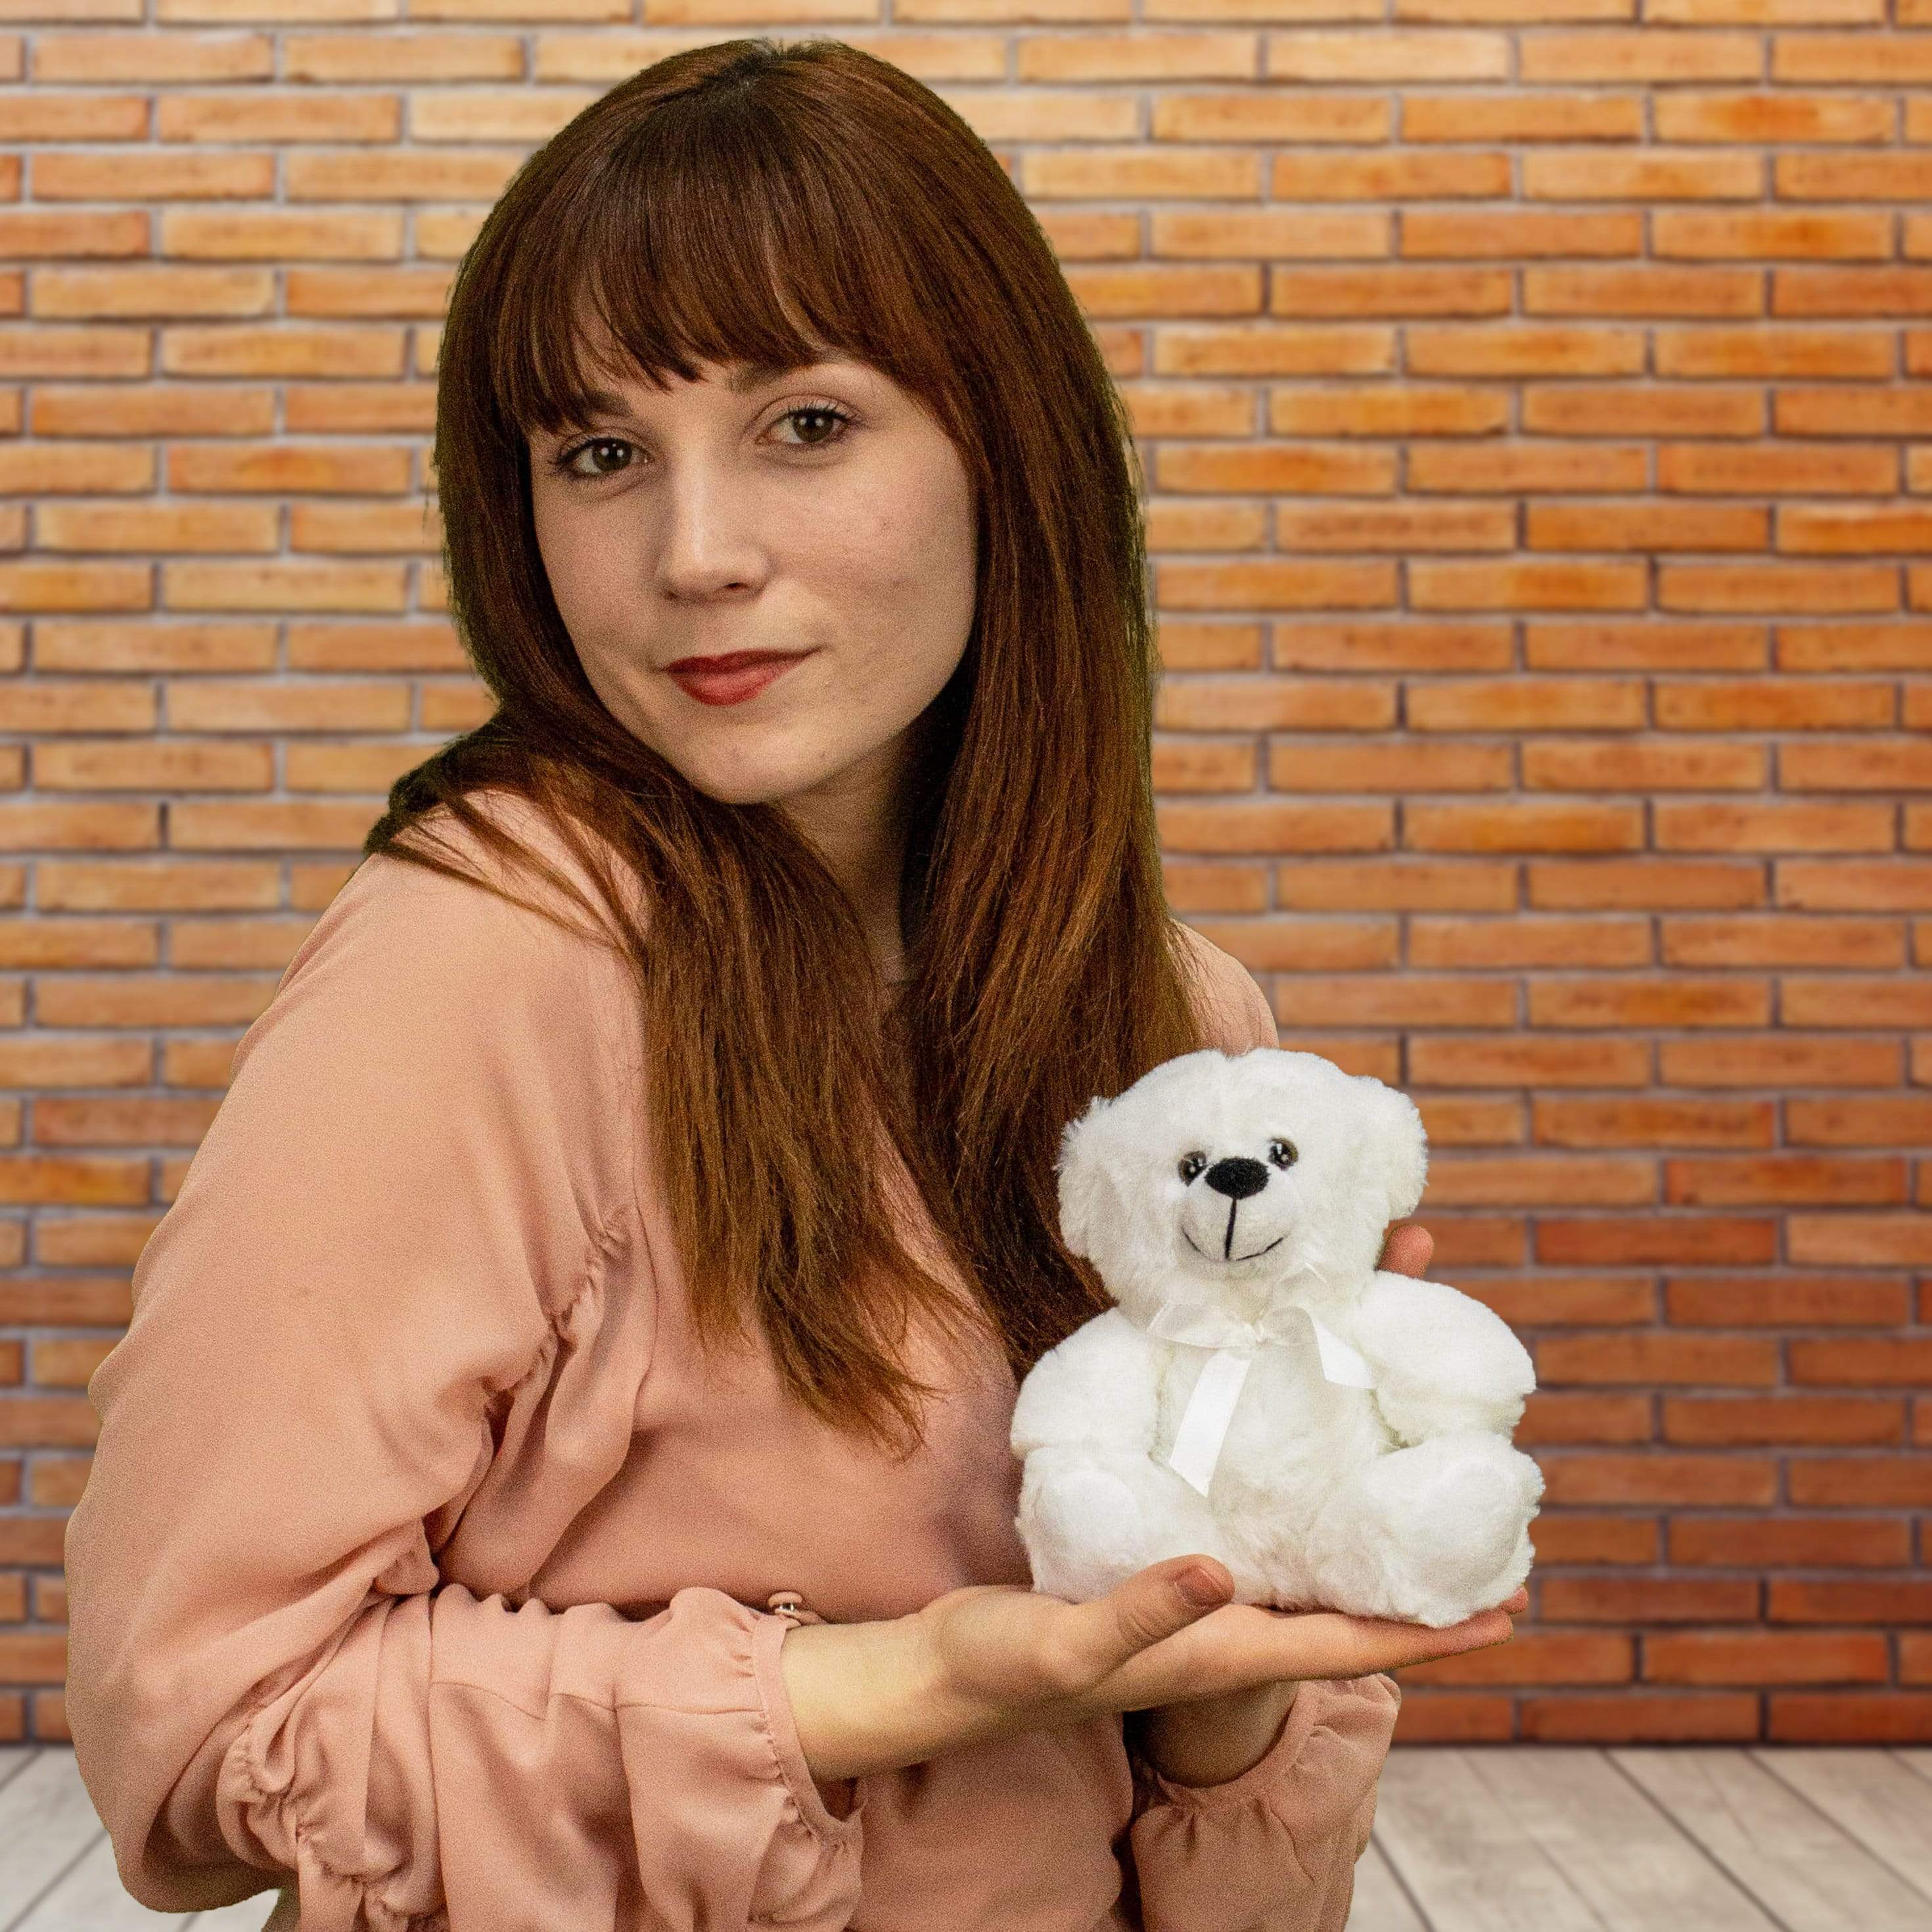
[771,402,856,448]
[552,436,633,480]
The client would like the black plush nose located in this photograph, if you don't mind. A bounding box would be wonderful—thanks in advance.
[1204,1156,1269,1201]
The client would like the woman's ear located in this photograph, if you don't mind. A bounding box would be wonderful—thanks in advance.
[1055,1093,1120,1262]
[1354,1077,1429,1226]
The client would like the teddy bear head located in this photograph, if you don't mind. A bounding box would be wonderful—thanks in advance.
[1055,1046,1427,1333]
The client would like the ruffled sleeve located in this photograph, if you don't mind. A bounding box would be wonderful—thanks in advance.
[1126,1673,1400,1932]
[61,816,864,1932]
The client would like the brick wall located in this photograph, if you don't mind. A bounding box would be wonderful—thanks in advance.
[6,9,1927,1751]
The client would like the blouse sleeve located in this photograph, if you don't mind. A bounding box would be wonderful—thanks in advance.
[60,836,864,1932]
[1125,1673,1401,1932]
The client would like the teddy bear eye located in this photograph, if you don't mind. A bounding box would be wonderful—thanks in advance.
[1268,1138,1298,1168]
[1178,1152,1207,1184]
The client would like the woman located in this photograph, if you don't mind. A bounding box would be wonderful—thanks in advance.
[62,37,1523,1932]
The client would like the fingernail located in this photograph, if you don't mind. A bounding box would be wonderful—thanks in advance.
[1177,1567,1225,1607]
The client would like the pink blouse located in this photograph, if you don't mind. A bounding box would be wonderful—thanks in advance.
[62,790,1400,1932]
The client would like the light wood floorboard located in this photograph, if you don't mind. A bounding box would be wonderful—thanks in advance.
[8,1743,1927,1929]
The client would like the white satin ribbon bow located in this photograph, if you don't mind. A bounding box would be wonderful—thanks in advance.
[1144,1299,1377,1497]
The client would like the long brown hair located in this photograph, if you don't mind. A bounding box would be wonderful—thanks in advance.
[366,35,1222,1458]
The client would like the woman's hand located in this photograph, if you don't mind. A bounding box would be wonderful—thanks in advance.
[1130,1216,1525,1783]
[781,1219,1530,1788]
[782,1542,1529,1787]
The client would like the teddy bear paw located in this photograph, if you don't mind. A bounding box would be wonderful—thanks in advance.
[1018,1460,1149,1602]
[1361,1433,1533,1606]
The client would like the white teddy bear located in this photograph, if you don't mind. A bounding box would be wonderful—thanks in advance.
[1011,1045,1544,1630]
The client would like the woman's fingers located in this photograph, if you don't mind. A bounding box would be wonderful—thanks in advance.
[1377,1219,1434,1277]
[1034,1554,1237,1698]
[1085,1593,1518,1711]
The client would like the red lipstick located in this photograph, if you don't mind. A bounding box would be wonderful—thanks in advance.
[664,650,812,706]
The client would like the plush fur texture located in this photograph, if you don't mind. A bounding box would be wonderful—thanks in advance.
[1011,1046,1544,1628]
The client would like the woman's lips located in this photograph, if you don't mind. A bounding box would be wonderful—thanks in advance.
[665,653,811,706]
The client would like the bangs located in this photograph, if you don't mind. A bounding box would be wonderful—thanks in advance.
[488,88,890,446]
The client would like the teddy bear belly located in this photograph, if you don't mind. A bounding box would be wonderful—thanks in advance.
[1212,1380,1386,1502]
[1153,1350,1394,1555]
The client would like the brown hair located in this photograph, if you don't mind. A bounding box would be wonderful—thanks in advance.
[367,34,1222,1458]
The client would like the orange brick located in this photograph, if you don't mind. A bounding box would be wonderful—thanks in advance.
[1519,30,1762,83]
[1402,91,1644,144]
[1788,1454,1932,1506]
[1533,1096,1773,1147]
[1411,915,1651,970]
[1276,856,1517,909]
[1538,1449,1776,1500]
[1659,441,1898,493]
[1527,857,1766,908]
[1777,626,1932,679]
[1266,29,1510,81]
[1540,1576,1758,1622]
[1405,677,1644,730]
[1662,913,1904,967]
[1405,800,1646,850]
[1663,1153,1907,1206]
[1530,1329,1770,1391]
[1787,1095,1932,1143]
[1271,973,1517,1028]
[1664,1396,1904,1445]
[1523,739,1767,791]
[1536,1216,1778,1265]
[1670,1517,1910,1565]
[1530,975,1771,1028]
[1655,800,1895,851]
[1262,742,1510,790]
[1525,618,1766,671]
[1785,1205,1932,1267]
[1661,1036,1903,1087]
[1270,619,1512,672]
[1779,740,1932,789]
[1408,1036,1653,1087]
[1526,502,1767,551]
[1643,1630,1890,1685]
[1653,89,1895,146]
[1776,858,1932,909]
[1783,977,1932,1028]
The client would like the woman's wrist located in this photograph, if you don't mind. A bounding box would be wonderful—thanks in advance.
[778,1611,999,1783]
[1136,1679,1300,1787]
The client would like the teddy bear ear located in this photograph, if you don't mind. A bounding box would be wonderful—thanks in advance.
[1353,1075,1429,1224]
[1055,1093,1118,1262]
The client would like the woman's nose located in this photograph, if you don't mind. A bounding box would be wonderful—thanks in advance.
[653,467,770,599]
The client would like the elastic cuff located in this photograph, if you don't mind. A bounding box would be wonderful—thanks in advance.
[1136,1674,1396,1818]
[747,1609,866,1849]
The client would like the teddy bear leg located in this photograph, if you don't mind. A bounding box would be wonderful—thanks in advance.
[1017,1443,1241,1603]
[1302,1431,1543,1628]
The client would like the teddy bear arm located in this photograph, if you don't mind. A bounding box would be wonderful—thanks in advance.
[1009,1307,1161,1458]
[1355,1271,1536,1444]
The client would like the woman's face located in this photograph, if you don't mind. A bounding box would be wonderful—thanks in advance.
[527,344,978,828]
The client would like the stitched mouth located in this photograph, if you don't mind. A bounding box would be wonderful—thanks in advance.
[1182,1228,1284,1265]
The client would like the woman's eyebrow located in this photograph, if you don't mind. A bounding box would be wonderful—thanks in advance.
[727,356,841,393]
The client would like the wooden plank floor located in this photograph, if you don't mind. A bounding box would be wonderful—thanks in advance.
[7,1741,1930,1929]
